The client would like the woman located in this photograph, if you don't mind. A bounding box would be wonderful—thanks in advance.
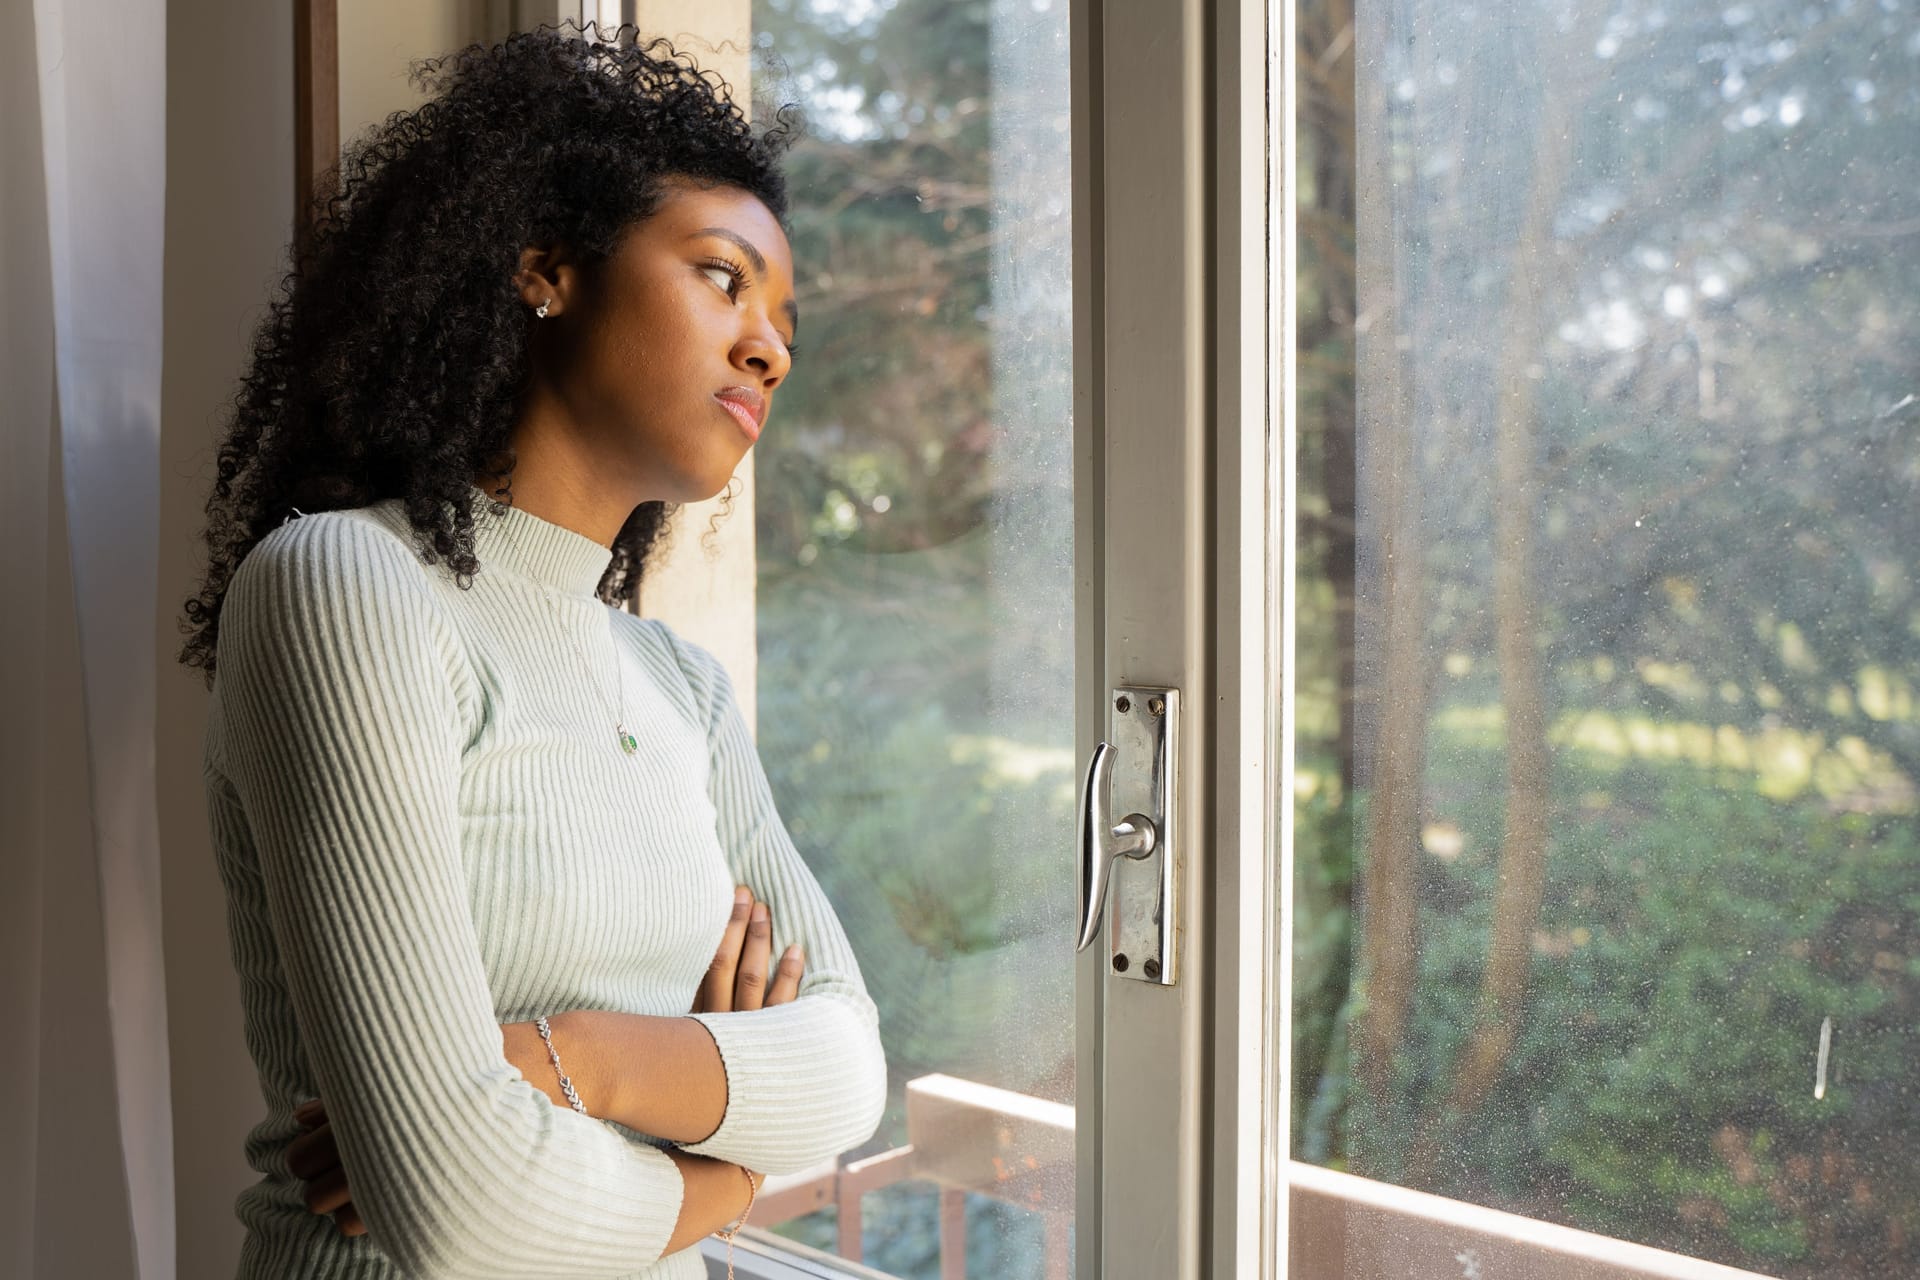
[177,24,886,1279]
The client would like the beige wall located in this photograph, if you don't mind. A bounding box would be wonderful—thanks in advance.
[622,1,759,734]
[159,5,759,1273]
[338,3,493,144]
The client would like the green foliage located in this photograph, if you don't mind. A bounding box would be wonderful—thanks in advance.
[739,8,1078,1275]
[1323,753,1920,1274]
[757,538,1077,1101]
[1291,764,1355,1159]
[1287,0,1920,1274]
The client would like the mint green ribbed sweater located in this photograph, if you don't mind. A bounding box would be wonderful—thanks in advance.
[202,486,887,1279]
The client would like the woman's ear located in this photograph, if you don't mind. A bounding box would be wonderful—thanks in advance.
[514,243,580,318]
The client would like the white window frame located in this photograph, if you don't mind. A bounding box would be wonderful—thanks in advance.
[1068,0,1283,1276]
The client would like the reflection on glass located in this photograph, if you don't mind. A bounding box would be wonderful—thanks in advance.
[1294,0,1919,1275]
[748,1,1075,1276]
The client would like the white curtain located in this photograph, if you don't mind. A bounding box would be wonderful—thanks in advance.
[2,0,174,1276]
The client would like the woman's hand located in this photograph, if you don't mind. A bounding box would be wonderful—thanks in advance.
[289,886,805,1237]
[288,1101,364,1237]
[691,884,806,1013]
[289,1018,557,1238]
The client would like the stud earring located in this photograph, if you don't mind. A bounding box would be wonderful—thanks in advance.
[535,298,552,318]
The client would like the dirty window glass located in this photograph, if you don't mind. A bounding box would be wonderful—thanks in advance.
[747,1,1077,1276]
[1291,0,1920,1275]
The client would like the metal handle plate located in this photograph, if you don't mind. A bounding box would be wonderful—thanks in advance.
[1075,685,1179,986]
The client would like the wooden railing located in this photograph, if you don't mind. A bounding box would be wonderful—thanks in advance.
[752,1073,1074,1280]
[746,1075,1776,1280]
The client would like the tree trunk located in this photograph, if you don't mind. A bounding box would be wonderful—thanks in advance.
[1443,80,1576,1122]
[1351,21,1427,1099]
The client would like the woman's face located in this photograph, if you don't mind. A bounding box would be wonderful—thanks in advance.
[517,178,797,506]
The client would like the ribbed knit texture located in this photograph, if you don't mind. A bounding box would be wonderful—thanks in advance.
[203,485,887,1279]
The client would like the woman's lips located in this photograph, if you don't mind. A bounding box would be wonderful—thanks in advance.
[715,394,761,443]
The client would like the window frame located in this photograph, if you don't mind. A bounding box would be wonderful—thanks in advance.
[1067,0,1284,1275]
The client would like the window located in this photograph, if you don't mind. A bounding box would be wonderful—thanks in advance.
[1291,0,1920,1276]
[736,1,1079,1276]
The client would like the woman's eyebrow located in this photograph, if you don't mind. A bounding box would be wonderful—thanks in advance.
[687,227,801,337]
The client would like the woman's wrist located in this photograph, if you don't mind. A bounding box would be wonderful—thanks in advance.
[541,1010,606,1114]
[718,1163,761,1236]
[549,1009,729,1141]
[657,1151,763,1256]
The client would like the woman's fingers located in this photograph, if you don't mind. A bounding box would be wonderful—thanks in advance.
[766,944,805,1006]
[287,1120,340,1182]
[735,901,773,1011]
[288,1119,364,1235]
[697,886,755,1013]
[302,1163,353,1216]
[695,887,792,1013]
[331,1200,367,1237]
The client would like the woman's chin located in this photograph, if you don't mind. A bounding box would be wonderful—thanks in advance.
[663,462,743,507]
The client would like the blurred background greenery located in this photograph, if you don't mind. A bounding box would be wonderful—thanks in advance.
[1289,0,1920,1274]
[743,1,1076,1274]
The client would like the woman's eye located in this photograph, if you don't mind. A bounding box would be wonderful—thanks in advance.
[700,264,737,296]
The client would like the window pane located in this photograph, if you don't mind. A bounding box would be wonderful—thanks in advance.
[748,1,1076,1276]
[1293,0,1920,1275]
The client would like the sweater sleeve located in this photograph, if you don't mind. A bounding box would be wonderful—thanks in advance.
[662,626,890,1174]
[214,513,685,1279]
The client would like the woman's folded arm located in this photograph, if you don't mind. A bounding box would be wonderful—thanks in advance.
[652,622,890,1174]
[215,514,692,1278]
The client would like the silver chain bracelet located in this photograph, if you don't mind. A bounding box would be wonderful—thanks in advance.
[534,1015,588,1114]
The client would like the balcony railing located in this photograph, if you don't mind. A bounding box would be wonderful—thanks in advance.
[703,1073,1777,1280]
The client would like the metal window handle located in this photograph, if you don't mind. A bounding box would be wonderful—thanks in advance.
[1077,740,1158,952]
[1074,686,1180,984]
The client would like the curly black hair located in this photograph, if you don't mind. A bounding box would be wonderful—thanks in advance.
[177,21,801,685]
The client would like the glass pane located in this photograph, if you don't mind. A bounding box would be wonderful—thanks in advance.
[748,1,1077,1276]
[1292,0,1920,1276]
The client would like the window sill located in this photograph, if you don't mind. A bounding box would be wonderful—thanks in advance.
[699,1227,902,1280]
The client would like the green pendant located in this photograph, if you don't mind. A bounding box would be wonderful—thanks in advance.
[618,725,638,755]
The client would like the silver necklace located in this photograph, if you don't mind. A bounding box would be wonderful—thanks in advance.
[491,503,639,758]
